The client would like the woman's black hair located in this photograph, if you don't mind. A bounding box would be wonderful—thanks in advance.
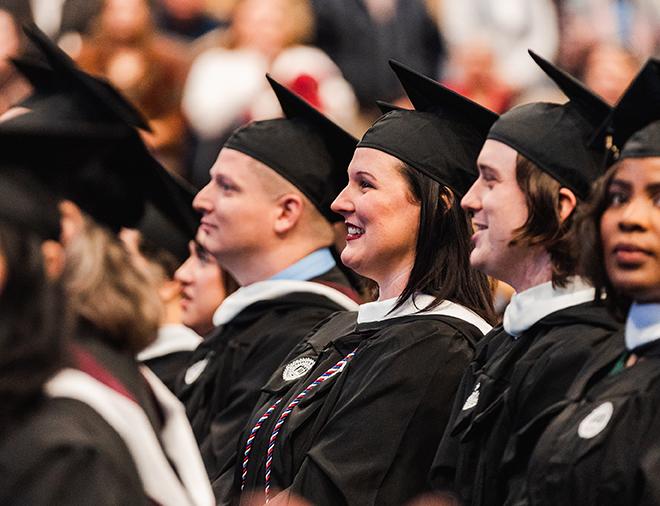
[0,222,68,430]
[394,163,496,324]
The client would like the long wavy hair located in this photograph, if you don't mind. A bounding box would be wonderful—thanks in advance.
[395,163,497,325]
[63,214,161,353]
[0,223,69,429]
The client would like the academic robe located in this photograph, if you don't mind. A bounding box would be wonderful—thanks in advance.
[430,301,620,506]
[0,396,147,505]
[512,332,660,506]
[175,266,360,480]
[216,301,489,506]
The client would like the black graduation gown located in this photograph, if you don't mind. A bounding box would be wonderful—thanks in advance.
[515,333,660,506]
[175,266,359,479]
[430,301,620,506]
[0,396,147,505]
[218,309,485,506]
[143,350,194,392]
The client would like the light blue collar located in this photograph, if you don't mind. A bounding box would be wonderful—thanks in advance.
[625,302,660,351]
[269,248,336,281]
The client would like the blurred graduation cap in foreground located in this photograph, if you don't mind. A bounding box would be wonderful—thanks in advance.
[0,24,198,238]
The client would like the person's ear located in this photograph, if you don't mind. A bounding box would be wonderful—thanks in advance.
[273,193,304,235]
[558,187,578,223]
[58,200,85,246]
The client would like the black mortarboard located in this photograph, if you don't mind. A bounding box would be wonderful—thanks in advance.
[0,25,197,235]
[356,60,499,197]
[223,75,358,223]
[0,169,60,241]
[486,50,611,200]
[588,58,660,160]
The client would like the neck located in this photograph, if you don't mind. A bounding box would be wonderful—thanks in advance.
[505,249,554,293]
[375,262,412,301]
[221,241,326,286]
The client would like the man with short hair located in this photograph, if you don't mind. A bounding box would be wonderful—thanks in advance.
[430,52,622,506]
[176,76,361,483]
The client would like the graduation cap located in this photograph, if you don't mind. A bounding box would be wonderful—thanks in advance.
[223,75,358,223]
[0,25,198,236]
[486,50,612,200]
[356,60,499,197]
[588,58,660,160]
[0,168,60,241]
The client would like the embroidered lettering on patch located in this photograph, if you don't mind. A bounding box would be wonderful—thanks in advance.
[462,382,481,411]
[283,357,316,381]
[184,358,209,385]
[578,401,614,439]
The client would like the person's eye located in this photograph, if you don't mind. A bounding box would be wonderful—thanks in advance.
[358,178,374,190]
[606,190,628,207]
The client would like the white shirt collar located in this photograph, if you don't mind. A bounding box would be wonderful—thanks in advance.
[357,294,492,335]
[212,279,359,326]
[625,302,660,351]
[503,276,595,337]
[137,324,203,361]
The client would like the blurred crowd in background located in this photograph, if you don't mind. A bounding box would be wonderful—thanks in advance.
[0,0,659,188]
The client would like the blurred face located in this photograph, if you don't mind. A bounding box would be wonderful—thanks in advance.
[193,148,278,264]
[331,147,419,289]
[175,241,226,335]
[461,140,530,285]
[0,10,20,77]
[600,158,660,302]
[233,0,289,58]
[101,0,151,41]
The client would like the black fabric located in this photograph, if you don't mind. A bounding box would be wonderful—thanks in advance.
[223,77,357,224]
[142,350,195,393]
[430,301,621,506]
[0,396,147,505]
[0,169,60,240]
[590,58,660,154]
[487,52,611,200]
[216,310,485,506]
[356,60,498,197]
[620,120,660,160]
[175,267,358,480]
[517,332,660,506]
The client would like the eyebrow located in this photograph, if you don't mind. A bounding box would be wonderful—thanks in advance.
[608,179,632,191]
[355,170,376,180]
[477,163,500,177]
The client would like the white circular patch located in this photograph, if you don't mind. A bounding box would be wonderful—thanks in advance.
[462,382,481,411]
[578,401,614,439]
[283,357,316,381]
[184,358,210,385]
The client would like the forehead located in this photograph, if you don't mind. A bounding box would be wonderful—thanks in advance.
[477,139,518,176]
[210,148,260,179]
[348,147,402,174]
[614,157,660,184]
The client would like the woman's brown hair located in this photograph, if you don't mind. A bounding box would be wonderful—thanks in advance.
[510,154,582,287]
[575,163,630,320]
[63,215,161,353]
[395,163,497,325]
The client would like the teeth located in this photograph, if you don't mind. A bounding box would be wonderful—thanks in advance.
[348,225,364,235]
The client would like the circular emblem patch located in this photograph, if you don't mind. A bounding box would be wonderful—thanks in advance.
[283,357,316,381]
[578,401,614,439]
[184,358,209,385]
[462,382,481,411]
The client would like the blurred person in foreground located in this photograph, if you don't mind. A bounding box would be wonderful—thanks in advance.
[176,75,361,483]
[0,9,31,115]
[0,25,214,506]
